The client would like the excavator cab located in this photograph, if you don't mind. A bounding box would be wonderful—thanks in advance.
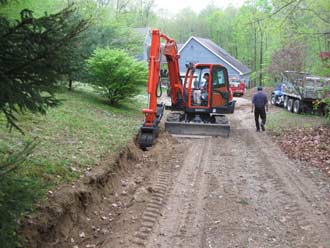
[164,64,236,138]
[183,64,235,115]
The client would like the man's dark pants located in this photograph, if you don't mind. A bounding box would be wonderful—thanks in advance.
[254,107,266,131]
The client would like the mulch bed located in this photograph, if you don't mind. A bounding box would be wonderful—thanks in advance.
[272,126,330,176]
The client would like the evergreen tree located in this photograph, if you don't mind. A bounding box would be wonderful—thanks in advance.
[0,3,88,131]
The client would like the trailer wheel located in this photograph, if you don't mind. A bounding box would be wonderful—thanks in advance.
[287,98,294,112]
[271,95,276,105]
[283,96,288,108]
[293,99,301,114]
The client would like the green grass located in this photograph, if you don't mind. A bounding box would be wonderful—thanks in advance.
[267,109,328,133]
[0,86,145,185]
[0,84,147,248]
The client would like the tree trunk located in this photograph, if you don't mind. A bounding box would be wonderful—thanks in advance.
[253,25,257,88]
[259,30,263,86]
[68,79,73,91]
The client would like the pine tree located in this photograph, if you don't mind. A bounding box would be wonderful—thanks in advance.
[0,3,88,131]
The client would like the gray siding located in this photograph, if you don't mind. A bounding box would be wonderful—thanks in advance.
[179,39,249,84]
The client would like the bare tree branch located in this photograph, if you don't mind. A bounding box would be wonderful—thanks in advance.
[245,0,300,26]
[279,0,303,27]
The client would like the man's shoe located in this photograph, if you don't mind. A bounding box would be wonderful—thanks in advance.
[261,123,265,131]
[256,129,260,132]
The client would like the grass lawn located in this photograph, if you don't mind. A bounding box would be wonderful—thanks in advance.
[267,108,329,133]
[0,85,146,185]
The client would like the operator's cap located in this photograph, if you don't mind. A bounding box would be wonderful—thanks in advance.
[257,86,263,91]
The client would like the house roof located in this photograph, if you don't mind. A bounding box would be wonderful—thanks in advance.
[179,36,251,75]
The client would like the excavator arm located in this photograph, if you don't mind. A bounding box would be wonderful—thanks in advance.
[138,29,183,149]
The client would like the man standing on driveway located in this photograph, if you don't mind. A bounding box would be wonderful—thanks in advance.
[251,86,268,132]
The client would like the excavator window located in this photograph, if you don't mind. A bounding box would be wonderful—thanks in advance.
[194,68,210,89]
[190,67,210,106]
[212,67,226,88]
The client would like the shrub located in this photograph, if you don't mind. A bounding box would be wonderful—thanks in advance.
[320,86,330,118]
[86,48,147,104]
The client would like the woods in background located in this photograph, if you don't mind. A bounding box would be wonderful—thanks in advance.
[153,0,330,86]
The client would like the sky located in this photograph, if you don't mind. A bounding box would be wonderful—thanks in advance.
[153,0,246,14]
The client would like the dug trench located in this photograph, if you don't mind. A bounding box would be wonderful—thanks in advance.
[20,133,186,248]
[21,98,330,248]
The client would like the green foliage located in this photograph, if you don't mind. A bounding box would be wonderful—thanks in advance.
[267,110,327,133]
[86,48,147,104]
[320,86,330,118]
[0,86,144,180]
[0,0,66,20]
[150,0,330,86]
[0,4,88,131]
[0,142,43,248]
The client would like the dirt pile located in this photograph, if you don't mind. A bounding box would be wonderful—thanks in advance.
[273,126,330,176]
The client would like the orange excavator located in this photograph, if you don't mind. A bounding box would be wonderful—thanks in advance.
[138,29,236,149]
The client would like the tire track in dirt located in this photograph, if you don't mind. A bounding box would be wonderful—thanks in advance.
[145,138,211,248]
[200,127,330,248]
[142,105,330,247]
[132,162,172,246]
[250,130,330,246]
[203,107,330,248]
[98,134,186,248]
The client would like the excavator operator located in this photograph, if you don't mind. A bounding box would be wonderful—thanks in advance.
[201,73,209,90]
[200,73,210,105]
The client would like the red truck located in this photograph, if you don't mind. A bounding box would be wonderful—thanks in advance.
[229,77,245,97]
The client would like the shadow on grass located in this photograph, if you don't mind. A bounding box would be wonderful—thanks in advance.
[58,88,143,114]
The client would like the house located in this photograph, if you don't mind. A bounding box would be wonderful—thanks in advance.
[178,36,251,85]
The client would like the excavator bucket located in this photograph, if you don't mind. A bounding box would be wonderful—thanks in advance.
[165,114,230,137]
[138,104,165,149]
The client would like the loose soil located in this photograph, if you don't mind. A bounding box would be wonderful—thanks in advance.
[21,97,330,248]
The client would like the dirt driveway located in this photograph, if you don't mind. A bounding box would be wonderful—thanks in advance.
[30,97,330,248]
[95,97,330,248]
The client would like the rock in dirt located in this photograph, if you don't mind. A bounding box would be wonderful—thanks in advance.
[133,187,149,202]
[127,181,137,194]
